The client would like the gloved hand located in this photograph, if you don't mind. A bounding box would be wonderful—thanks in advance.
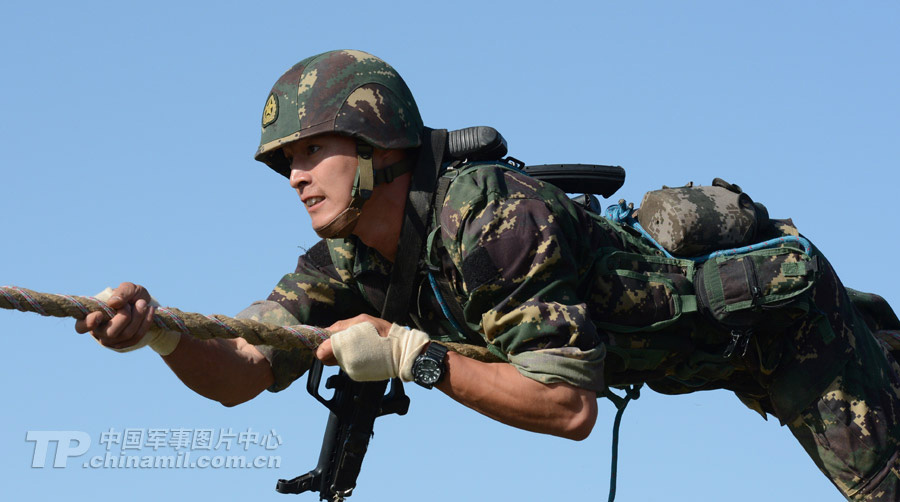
[91,287,181,355]
[330,322,430,382]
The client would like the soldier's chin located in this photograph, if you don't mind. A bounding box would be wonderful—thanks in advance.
[314,207,361,239]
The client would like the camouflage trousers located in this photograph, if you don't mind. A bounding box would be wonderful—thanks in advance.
[786,326,900,501]
[746,253,900,502]
[721,250,900,501]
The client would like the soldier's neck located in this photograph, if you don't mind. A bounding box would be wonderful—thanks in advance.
[353,172,411,263]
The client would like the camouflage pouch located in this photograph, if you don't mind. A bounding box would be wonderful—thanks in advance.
[638,178,769,256]
[695,246,819,330]
[589,250,698,333]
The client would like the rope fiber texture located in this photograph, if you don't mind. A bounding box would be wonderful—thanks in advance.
[0,285,498,362]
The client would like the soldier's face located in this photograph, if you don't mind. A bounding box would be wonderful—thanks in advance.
[284,134,358,232]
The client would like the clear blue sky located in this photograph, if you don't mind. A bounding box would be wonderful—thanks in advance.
[1,1,898,501]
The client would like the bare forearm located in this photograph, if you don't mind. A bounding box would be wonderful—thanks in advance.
[315,317,598,439]
[161,335,274,406]
[436,351,598,440]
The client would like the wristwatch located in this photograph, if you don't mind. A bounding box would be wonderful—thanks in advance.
[412,343,448,389]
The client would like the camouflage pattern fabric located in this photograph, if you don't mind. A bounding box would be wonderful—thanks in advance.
[262,163,863,403]
[850,289,900,335]
[638,182,760,256]
[269,162,643,392]
[787,300,900,500]
[260,161,900,499]
[877,331,900,354]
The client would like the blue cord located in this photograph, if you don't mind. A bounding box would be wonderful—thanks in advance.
[604,200,811,262]
[428,272,468,335]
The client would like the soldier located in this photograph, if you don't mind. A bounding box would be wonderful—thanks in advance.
[76,50,900,500]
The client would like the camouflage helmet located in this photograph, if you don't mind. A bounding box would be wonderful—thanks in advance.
[254,50,424,177]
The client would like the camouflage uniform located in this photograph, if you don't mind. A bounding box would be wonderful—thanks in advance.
[243,160,900,500]
[247,50,900,501]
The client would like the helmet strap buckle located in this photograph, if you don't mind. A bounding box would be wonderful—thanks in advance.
[352,141,375,200]
[314,140,374,239]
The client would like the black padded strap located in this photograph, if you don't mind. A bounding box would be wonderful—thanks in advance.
[380,129,446,322]
[433,174,453,218]
[373,157,414,186]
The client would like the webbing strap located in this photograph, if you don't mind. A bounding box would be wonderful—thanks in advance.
[381,129,446,322]
[433,173,453,216]
[680,294,698,314]
[353,142,374,200]
[373,157,414,186]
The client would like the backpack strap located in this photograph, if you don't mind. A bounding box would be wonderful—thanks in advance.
[424,178,491,347]
[421,167,504,353]
[372,157,415,186]
[380,128,446,322]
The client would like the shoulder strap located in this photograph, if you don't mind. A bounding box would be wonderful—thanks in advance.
[380,128,446,322]
[372,157,414,186]
[424,170,492,348]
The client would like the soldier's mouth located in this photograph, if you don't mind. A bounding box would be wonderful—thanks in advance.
[304,196,325,208]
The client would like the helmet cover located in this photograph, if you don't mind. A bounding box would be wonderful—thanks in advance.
[255,50,424,177]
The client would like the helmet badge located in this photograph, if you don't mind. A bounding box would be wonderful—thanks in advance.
[262,93,279,127]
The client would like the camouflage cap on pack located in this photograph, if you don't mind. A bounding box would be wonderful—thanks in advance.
[254,50,425,177]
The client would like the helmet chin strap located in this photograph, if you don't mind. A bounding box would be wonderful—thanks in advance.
[313,142,375,239]
[314,141,416,239]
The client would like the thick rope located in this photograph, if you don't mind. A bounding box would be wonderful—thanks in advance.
[0,285,499,362]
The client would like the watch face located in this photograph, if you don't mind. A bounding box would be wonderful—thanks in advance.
[416,359,442,385]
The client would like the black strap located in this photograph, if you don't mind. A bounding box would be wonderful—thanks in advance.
[380,129,446,321]
[373,157,414,186]
[423,172,486,346]
[432,174,453,215]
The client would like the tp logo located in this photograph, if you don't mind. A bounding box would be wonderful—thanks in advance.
[26,431,91,468]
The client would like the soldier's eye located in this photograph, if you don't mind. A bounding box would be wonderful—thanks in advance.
[307,145,321,156]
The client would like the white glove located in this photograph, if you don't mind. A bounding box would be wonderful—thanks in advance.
[330,322,430,382]
[93,287,181,356]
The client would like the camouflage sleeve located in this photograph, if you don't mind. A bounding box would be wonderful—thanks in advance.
[252,240,379,392]
[439,166,605,393]
[268,240,379,326]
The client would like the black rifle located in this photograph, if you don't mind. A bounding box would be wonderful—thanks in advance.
[275,360,410,501]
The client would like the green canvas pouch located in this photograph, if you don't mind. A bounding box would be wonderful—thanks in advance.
[695,246,818,330]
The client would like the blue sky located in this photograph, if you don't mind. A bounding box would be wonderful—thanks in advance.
[1,1,898,501]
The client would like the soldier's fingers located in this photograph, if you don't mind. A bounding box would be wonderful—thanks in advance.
[118,299,152,341]
[316,339,338,365]
[327,314,378,332]
[75,311,107,334]
[326,319,352,332]
[103,304,134,342]
[143,302,157,330]
[112,302,155,349]
[108,282,152,310]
